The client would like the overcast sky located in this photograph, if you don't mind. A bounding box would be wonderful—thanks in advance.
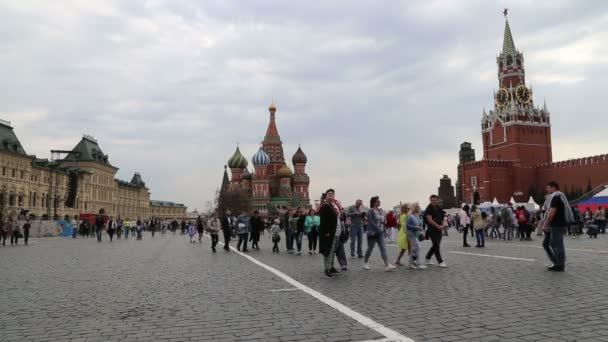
[1,0,608,211]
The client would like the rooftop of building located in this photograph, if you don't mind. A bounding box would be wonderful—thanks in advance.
[150,200,186,208]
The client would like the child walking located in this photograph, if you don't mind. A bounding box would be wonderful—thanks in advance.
[188,223,196,244]
[270,219,281,253]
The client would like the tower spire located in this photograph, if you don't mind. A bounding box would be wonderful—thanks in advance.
[502,17,517,55]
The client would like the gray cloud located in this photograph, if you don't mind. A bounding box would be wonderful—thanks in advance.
[1,0,607,209]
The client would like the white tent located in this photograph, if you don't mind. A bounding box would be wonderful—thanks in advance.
[492,198,500,206]
[527,196,540,210]
[509,197,516,204]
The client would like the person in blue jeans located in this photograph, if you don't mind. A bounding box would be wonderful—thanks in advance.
[541,181,574,272]
[363,197,396,272]
[347,199,365,258]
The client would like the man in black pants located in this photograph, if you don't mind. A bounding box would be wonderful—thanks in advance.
[220,209,235,251]
[424,195,448,268]
[461,204,471,247]
[95,208,106,242]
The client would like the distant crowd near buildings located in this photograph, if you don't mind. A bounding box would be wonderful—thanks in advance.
[0,119,187,221]
[437,16,608,208]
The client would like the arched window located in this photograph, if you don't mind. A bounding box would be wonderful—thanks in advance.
[506,56,513,66]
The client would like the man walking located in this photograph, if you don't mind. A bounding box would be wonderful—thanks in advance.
[594,206,606,234]
[95,209,106,242]
[502,203,515,240]
[23,219,32,245]
[540,181,574,272]
[221,209,235,251]
[347,200,365,258]
[424,195,447,268]
[9,217,20,245]
[236,209,251,252]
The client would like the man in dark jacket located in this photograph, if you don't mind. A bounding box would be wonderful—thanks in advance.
[95,208,106,242]
[221,209,235,251]
[319,189,342,279]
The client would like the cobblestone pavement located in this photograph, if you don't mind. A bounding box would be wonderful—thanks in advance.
[1,231,607,342]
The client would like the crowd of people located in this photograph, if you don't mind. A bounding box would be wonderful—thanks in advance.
[3,180,602,276]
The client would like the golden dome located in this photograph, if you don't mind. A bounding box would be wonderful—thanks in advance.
[269,101,277,112]
[277,165,293,178]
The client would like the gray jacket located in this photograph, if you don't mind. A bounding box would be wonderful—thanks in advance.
[347,205,365,227]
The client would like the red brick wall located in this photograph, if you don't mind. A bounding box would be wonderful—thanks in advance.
[483,123,552,166]
[461,160,513,204]
[536,154,608,194]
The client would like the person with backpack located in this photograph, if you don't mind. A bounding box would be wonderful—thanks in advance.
[540,181,574,272]
[502,203,515,241]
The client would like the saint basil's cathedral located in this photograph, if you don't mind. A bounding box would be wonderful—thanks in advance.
[220,102,310,214]
[458,15,608,205]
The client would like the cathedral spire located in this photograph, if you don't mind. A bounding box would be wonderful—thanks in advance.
[221,165,230,192]
[502,18,517,55]
[264,101,281,143]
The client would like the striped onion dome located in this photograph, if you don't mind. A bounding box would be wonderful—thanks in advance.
[227,147,248,169]
[252,147,270,167]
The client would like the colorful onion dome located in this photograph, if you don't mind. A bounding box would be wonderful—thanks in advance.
[252,147,270,166]
[291,146,307,165]
[277,165,293,178]
[227,147,248,169]
[242,168,252,181]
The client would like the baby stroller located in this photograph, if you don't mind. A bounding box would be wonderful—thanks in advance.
[586,220,598,238]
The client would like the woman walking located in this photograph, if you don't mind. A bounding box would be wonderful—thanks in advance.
[460,204,471,247]
[363,196,396,272]
[407,203,427,269]
[304,209,320,254]
[250,210,264,250]
[471,205,485,247]
[270,219,281,253]
[206,213,221,252]
[107,216,117,242]
[394,204,410,266]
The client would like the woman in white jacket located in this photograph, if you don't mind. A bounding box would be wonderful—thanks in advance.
[460,205,472,247]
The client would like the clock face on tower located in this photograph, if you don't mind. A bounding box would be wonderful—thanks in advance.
[515,85,531,104]
[495,88,509,107]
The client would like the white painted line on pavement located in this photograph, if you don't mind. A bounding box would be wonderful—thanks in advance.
[486,241,608,255]
[449,251,536,261]
[269,288,300,292]
[208,235,414,342]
